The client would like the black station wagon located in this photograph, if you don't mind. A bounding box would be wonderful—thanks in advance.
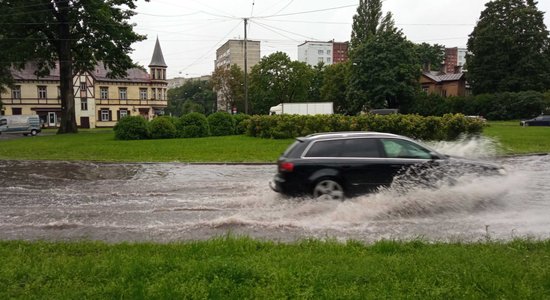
[270,132,505,200]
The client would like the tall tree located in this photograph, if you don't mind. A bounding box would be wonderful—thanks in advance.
[308,62,326,101]
[211,64,244,113]
[166,80,215,116]
[320,62,352,114]
[248,52,312,114]
[350,0,383,52]
[347,19,421,112]
[0,0,147,133]
[467,0,550,94]
[415,43,445,71]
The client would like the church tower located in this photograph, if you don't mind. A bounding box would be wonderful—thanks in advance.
[148,37,167,82]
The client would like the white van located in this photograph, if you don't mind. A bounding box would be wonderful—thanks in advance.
[0,115,42,136]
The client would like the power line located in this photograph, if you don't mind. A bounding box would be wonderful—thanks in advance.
[251,19,320,41]
[252,4,357,19]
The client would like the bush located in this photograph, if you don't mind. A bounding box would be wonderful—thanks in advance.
[113,116,149,140]
[408,91,547,120]
[207,112,235,136]
[149,116,177,139]
[244,114,483,141]
[176,112,209,138]
[233,114,251,135]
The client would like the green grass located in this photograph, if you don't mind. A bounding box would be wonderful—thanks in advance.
[0,238,549,299]
[484,121,550,154]
[1,122,549,162]
[0,130,293,162]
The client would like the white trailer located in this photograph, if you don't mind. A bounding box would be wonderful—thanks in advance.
[269,102,333,115]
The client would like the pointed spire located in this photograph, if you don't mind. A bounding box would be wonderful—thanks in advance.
[149,37,167,68]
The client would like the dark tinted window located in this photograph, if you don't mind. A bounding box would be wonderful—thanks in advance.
[340,138,381,157]
[305,138,382,158]
[305,140,345,157]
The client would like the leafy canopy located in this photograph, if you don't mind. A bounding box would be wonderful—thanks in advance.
[0,0,147,133]
[467,0,550,94]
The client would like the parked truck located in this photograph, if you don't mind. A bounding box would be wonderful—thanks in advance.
[269,102,334,115]
[0,115,41,136]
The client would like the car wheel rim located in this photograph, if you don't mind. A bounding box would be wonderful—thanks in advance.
[313,180,344,201]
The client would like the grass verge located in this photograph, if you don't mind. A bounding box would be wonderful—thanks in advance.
[0,121,548,161]
[484,121,550,154]
[1,238,549,299]
[0,131,293,162]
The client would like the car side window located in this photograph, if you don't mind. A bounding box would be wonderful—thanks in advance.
[304,140,345,157]
[381,139,432,159]
[340,138,382,157]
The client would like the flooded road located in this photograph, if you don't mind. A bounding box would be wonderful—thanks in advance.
[0,138,549,243]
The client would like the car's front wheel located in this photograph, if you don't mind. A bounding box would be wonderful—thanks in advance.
[313,179,345,201]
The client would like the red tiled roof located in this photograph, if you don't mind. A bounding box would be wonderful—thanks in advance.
[11,62,152,83]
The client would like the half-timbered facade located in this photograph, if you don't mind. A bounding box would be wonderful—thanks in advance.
[0,38,168,128]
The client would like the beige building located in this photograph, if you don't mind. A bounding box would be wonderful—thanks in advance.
[215,39,260,72]
[0,38,168,128]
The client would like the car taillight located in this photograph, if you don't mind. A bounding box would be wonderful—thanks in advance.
[279,162,294,172]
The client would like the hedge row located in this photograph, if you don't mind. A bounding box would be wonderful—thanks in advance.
[243,114,485,140]
[114,112,251,140]
[406,91,550,120]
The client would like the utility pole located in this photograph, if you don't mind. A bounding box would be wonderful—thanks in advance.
[243,18,249,114]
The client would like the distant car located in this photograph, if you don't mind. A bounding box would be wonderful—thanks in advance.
[270,132,505,200]
[466,115,487,123]
[520,115,550,126]
[0,115,41,136]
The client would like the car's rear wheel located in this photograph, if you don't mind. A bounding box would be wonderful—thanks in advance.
[30,129,38,136]
[313,179,344,201]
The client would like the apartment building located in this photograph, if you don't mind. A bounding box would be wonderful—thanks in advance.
[297,40,349,67]
[0,38,168,128]
[214,39,261,72]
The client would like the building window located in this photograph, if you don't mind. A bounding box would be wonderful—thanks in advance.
[38,86,47,99]
[326,57,332,63]
[318,57,324,63]
[81,98,88,111]
[318,49,324,55]
[139,88,148,100]
[119,109,128,119]
[100,87,108,100]
[101,109,110,121]
[12,86,21,99]
[327,50,331,55]
[57,86,61,99]
[157,89,162,100]
[12,107,22,115]
[151,88,156,100]
[119,87,127,100]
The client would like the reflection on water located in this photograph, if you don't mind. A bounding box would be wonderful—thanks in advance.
[0,137,548,243]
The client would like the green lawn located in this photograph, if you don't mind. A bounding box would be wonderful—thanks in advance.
[1,238,549,299]
[0,130,293,162]
[484,121,550,154]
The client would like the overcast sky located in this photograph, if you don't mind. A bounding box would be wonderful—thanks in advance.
[129,0,550,79]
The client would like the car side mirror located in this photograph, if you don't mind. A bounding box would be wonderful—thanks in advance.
[429,152,441,160]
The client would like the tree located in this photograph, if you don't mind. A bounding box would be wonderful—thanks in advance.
[308,62,326,101]
[415,43,445,71]
[166,80,215,116]
[248,52,312,114]
[211,64,244,113]
[0,0,147,133]
[320,62,352,114]
[350,0,383,52]
[467,0,550,94]
[347,18,421,112]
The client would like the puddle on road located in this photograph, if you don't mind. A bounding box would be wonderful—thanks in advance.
[0,136,549,243]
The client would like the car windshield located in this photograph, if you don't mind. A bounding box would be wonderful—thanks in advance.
[381,138,433,159]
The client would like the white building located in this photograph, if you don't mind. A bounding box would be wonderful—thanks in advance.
[297,41,349,67]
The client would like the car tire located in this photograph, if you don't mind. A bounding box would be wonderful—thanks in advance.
[313,179,345,201]
[30,130,37,136]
